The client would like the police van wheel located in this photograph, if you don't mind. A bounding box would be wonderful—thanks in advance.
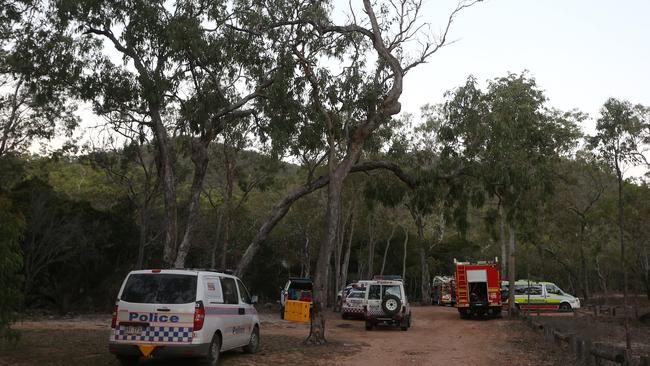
[559,302,571,311]
[200,333,221,366]
[243,326,260,354]
[116,355,139,366]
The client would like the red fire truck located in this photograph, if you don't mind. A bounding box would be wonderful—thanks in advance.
[454,259,502,318]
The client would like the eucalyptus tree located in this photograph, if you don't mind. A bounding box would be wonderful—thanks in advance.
[1,1,81,157]
[270,0,482,343]
[589,98,649,351]
[439,73,581,315]
[54,0,282,267]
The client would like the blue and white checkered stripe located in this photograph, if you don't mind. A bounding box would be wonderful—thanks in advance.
[114,326,193,343]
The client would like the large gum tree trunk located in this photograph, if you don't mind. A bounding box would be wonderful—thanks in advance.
[307,173,344,344]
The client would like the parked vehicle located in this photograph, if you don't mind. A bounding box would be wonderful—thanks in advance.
[454,259,502,318]
[280,277,312,319]
[364,279,411,331]
[512,280,580,311]
[432,276,456,306]
[336,281,372,312]
[341,290,366,319]
[109,269,259,366]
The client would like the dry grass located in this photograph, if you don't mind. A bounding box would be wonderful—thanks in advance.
[0,329,353,366]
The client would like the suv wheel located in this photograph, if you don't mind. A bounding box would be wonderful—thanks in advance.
[365,320,373,331]
[199,333,221,366]
[381,295,402,316]
[243,326,260,354]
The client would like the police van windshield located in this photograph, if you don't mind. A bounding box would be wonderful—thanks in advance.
[121,274,197,304]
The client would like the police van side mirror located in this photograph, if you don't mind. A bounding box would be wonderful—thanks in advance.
[251,295,258,304]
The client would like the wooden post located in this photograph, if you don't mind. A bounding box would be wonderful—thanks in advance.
[594,306,599,318]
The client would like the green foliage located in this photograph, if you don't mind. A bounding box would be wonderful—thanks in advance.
[590,98,649,173]
[0,194,24,342]
[440,73,583,226]
[0,0,85,156]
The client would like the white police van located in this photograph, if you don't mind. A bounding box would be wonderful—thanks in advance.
[109,269,260,365]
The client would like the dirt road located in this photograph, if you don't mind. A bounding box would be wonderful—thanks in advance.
[3,306,570,366]
[257,305,561,366]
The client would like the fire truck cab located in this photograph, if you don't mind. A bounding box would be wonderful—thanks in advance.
[454,259,502,318]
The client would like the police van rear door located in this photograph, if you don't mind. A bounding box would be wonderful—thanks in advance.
[114,270,197,345]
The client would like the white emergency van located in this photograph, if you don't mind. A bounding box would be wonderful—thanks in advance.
[109,269,260,366]
[512,280,581,311]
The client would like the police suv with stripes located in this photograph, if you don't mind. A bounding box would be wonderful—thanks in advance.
[109,269,260,365]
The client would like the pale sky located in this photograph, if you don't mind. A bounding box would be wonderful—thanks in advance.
[395,0,650,135]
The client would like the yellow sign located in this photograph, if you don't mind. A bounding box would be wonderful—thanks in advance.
[138,344,156,357]
[284,300,310,322]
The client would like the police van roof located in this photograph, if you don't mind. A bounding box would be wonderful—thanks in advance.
[129,269,238,277]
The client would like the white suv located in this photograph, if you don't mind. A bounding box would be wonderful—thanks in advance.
[109,269,260,366]
[364,280,411,331]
